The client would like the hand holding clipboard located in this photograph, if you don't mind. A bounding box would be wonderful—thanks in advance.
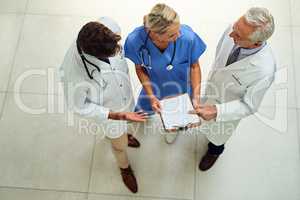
[159,93,201,132]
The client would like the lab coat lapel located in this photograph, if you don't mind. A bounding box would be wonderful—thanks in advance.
[224,43,270,72]
[223,56,251,71]
[216,27,235,67]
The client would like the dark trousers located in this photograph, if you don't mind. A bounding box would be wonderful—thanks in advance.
[208,142,225,155]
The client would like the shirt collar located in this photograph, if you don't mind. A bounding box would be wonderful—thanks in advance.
[233,42,266,56]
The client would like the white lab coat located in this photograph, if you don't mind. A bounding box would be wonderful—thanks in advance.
[202,25,276,145]
[59,41,135,139]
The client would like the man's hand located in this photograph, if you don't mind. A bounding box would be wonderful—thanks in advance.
[149,96,161,113]
[108,111,148,122]
[189,104,217,121]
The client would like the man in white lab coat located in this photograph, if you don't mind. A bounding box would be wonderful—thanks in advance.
[191,7,276,171]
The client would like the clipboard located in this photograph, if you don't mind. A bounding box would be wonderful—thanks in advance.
[159,93,201,132]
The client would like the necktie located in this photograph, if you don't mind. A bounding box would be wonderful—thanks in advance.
[226,47,241,66]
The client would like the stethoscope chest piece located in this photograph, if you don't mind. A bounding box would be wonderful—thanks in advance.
[166,64,174,71]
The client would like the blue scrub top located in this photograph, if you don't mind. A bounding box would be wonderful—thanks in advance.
[124,25,206,113]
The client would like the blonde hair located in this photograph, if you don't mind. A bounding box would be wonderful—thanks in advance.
[144,3,180,34]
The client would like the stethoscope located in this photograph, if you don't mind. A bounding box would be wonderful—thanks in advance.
[139,31,177,71]
[76,39,109,89]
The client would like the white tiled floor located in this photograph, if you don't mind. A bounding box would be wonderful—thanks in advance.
[0,188,87,200]
[7,14,95,94]
[0,0,299,200]
[0,0,28,13]
[293,27,300,108]
[196,108,300,200]
[89,118,196,199]
[0,92,6,116]
[0,93,94,191]
[291,0,300,26]
[0,14,23,92]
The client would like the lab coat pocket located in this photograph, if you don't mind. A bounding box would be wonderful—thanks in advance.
[231,73,243,86]
[227,73,247,99]
[231,72,250,88]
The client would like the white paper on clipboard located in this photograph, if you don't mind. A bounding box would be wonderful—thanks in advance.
[160,93,200,130]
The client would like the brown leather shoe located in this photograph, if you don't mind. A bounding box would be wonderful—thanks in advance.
[127,134,140,148]
[120,166,138,193]
[199,151,220,171]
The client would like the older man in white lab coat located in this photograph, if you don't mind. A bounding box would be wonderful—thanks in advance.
[191,7,276,171]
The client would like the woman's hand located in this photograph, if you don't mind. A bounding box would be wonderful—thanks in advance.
[192,98,201,109]
[149,96,162,113]
[108,111,148,122]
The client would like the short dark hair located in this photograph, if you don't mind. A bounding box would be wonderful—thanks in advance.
[77,21,121,58]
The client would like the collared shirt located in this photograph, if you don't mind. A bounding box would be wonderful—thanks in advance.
[230,42,266,62]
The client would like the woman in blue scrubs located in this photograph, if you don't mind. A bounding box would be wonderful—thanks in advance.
[124,3,206,142]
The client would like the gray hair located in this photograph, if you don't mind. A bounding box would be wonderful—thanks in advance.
[144,3,180,34]
[245,7,275,43]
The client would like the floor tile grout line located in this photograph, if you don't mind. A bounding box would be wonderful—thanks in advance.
[86,135,97,197]
[295,109,300,161]
[22,13,300,28]
[25,12,95,19]
[0,0,29,119]
[289,0,293,27]
[290,0,295,27]
[0,185,192,200]
[0,91,8,119]
[288,2,297,106]
[0,12,26,15]
[24,0,30,13]
[288,0,300,159]
[88,191,192,200]
[0,186,88,195]
[193,134,198,200]
[0,12,27,16]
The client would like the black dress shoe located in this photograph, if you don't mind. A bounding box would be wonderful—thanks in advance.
[199,151,220,171]
[127,134,140,148]
[120,166,138,193]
